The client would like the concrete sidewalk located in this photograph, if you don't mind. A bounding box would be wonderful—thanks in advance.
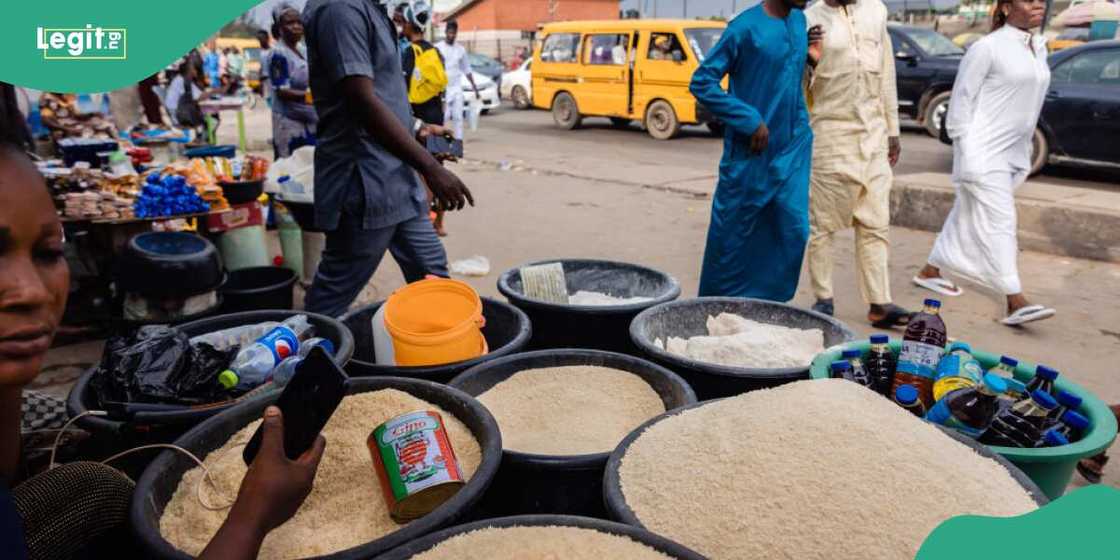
[893,173,1120,264]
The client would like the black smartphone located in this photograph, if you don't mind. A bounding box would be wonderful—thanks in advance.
[425,134,464,159]
[242,346,347,465]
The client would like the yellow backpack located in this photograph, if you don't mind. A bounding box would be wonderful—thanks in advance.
[408,43,448,104]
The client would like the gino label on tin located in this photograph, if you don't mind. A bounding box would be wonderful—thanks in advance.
[36,25,127,60]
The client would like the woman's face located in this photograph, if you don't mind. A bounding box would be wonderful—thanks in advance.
[280,12,304,44]
[0,151,68,389]
[1006,0,1046,30]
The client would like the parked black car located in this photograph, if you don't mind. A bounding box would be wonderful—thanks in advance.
[938,40,1120,176]
[1031,40,1120,175]
[887,24,964,137]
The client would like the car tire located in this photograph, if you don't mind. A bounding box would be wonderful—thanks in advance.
[481,109,491,115]
[645,100,680,141]
[512,86,531,110]
[552,92,582,130]
[923,91,951,138]
[609,117,632,129]
[707,121,725,137]
[1030,127,1048,177]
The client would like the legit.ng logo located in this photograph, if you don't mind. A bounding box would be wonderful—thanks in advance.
[36,24,127,60]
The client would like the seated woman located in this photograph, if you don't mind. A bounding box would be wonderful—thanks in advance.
[38,93,117,142]
[0,141,324,560]
[165,53,222,132]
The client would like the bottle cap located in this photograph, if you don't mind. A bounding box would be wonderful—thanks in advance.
[1031,390,1058,410]
[218,370,239,389]
[318,339,335,356]
[1043,429,1070,447]
[999,356,1019,368]
[1056,390,1082,410]
[982,373,1008,395]
[278,175,290,183]
[830,360,852,372]
[895,384,919,405]
[923,298,942,308]
[1035,365,1059,381]
[1061,410,1090,431]
[1004,377,1027,395]
[869,334,889,344]
[841,349,862,360]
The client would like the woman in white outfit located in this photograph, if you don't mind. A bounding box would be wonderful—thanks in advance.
[913,0,1055,326]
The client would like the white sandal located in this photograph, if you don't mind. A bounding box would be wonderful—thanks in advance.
[912,276,964,297]
[1002,305,1056,326]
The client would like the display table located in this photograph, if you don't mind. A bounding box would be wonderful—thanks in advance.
[199,96,250,153]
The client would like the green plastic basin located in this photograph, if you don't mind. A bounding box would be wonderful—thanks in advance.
[809,339,1117,500]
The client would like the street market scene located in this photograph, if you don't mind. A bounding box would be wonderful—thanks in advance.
[2,0,1120,558]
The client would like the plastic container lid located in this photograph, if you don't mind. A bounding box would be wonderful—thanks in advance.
[278,175,291,184]
[218,370,239,390]
[869,334,889,344]
[923,298,942,308]
[982,373,1008,395]
[999,356,1019,368]
[1004,377,1028,395]
[841,349,862,360]
[1061,410,1091,431]
[1035,365,1059,381]
[1056,389,1083,409]
[1031,390,1059,410]
[830,360,852,372]
[1043,429,1070,447]
[895,384,919,405]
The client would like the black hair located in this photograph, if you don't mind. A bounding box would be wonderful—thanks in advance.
[256,29,270,38]
[446,20,459,32]
[0,83,32,152]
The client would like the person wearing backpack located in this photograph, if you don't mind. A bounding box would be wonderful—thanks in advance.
[400,1,447,127]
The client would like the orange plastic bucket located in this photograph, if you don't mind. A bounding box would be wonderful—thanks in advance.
[383,278,487,367]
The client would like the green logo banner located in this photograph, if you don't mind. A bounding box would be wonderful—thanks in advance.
[3,0,263,93]
[918,485,1120,559]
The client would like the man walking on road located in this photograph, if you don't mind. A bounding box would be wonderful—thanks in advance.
[804,0,912,327]
[690,0,822,301]
[302,0,474,318]
[436,20,480,141]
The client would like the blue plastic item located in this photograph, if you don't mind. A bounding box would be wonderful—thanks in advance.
[184,145,237,159]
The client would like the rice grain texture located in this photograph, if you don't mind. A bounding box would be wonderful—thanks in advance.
[159,389,482,559]
[409,525,674,559]
[477,366,665,455]
[619,379,1037,560]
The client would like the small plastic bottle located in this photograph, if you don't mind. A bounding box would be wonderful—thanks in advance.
[1041,428,1070,448]
[1055,410,1091,442]
[925,373,1006,439]
[830,360,855,382]
[981,390,1059,448]
[270,338,336,388]
[894,384,926,417]
[1048,390,1083,423]
[1023,365,1059,400]
[865,334,896,396]
[840,349,873,389]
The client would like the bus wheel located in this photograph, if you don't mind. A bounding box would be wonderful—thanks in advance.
[645,100,680,140]
[552,92,582,130]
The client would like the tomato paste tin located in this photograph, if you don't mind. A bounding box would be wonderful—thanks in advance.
[369,410,464,522]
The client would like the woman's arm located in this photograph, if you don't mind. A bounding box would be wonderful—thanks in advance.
[944,41,992,141]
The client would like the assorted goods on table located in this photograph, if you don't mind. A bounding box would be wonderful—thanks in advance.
[44,165,139,221]
[829,299,1091,450]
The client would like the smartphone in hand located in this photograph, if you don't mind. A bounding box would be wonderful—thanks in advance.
[242,346,347,464]
[425,134,464,159]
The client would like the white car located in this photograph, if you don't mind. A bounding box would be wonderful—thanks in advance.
[461,71,500,115]
[500,59,532,110]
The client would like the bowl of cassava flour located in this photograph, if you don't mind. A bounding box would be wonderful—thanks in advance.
[631,297,857,400]
[374,515,706,560]
[449,349,696,517]
[604,379,1047,560]
[132,378,502,560]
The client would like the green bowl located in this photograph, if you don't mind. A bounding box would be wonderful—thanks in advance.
[810,339,1118,500]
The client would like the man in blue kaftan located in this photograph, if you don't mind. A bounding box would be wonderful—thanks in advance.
[690,0,819,302]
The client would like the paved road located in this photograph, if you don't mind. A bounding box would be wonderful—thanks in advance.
[469,106,1120,193]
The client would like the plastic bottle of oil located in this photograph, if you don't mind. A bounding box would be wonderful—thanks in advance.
[866,335,896,396]
[891,299,947,410]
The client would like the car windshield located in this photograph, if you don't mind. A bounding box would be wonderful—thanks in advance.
[906,28,963,57]
[685,28,723,63]
[244,48,261,62]
[469,53,499,70]
[1057,28,1090,41]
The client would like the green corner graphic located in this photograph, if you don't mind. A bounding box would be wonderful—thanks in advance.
[917,485,1120,559]
[4,0,263,93]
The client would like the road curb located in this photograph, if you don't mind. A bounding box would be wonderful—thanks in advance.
[891,178,1120,264]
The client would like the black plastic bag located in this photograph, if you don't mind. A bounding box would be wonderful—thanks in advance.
[89,325,239,406]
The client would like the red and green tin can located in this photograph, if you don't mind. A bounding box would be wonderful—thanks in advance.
[369,410,464,522]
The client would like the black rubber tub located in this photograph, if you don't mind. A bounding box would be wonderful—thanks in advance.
[66,310,355,463]
[219,266,298,313]
[448,349,696,519]
[374,515,705,559]
[218,179,264,206]
[497,259,681,355]
[604,399,1049,534]
[631,297,857,400]
[340,297,532,384]
[131,377,503,560]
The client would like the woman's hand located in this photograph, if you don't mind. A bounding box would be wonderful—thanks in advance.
[198,406,325,560]
[808,25,825,68]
